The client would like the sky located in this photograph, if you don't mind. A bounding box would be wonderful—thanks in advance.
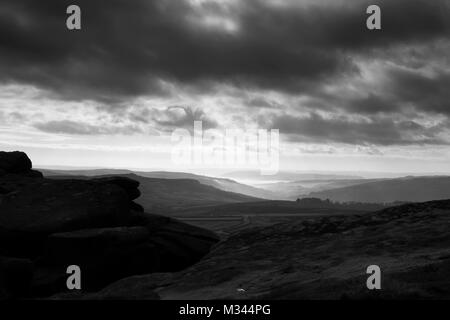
[0,0,450,175]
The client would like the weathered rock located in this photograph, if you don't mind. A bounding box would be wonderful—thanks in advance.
[137,212,220,271]
[42,226,151,264]
[23,169,44,178]
[129,201,144,212]
[51,274,162,300]
[0,151,32,175]
[0,177,131,257]
[35,216,219,293]
[0,186,9,194]
[87,274,164,300]
[93,176,141,201]
[0,151,220,299]
[0,256,33,299]
[34,227,160,293]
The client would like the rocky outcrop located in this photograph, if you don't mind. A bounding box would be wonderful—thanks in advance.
[0,256,34,299]
[0,151,32,174]
[0,151,42,178]
[83,199,450,300]
[0,151,219,299]
[92,176,141,201]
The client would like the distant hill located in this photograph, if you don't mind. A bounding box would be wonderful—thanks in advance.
[124,174,262,213]
[40,169,275,200]
[256,178,383,200]
[223,170,363,182]
[40,168,133,176]
[44,172,262,213]
[133,171,275,199]
[308,176,450,203]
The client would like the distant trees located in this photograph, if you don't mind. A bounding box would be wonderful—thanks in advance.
[294,197,405,211]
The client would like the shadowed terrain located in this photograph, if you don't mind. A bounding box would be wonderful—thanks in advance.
[81,200,450,299]
[2,152,450,300]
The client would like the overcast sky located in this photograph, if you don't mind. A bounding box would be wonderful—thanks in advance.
[0,0,449,175]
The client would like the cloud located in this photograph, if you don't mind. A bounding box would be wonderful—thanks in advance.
[386,68,450,116]
[1,0,448,103]
[1,0,449,150]
[245,97,281,109]
[263,112,449,146]
[152,106,218,132]
[33,120,143,135]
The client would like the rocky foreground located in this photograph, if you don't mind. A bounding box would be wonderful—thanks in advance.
[0,151,219,299]
[1,151,450,300]
[74,200,450,300]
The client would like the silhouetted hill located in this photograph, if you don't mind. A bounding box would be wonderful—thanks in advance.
[44,173,262,213]
[40,169,275,200]
[126,174,262,213]
[308,176,450,203]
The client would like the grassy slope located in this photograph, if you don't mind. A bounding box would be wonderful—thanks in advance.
[309,176,450,203]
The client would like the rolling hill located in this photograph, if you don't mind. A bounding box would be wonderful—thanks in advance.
[309,176,450,203]
[132,171,275,199]
[40,169,275,200]
[84,199,450,299]
[256,178,383,200]
[124,174,262,213]
[223,170,363,182]
[43,172,262,213]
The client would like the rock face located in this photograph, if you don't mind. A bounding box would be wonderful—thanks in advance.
[0,151,32,174]
[0,256,33,299]
[0,151,219,299]
[86,200,450,300]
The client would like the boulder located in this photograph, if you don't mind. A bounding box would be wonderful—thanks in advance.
[0,151,220,299]
[145,217,220,271]
[34,227,160,293]
[0,151,32,175]
[93,176,141,201]
[51,274,162,300]
[0,256,34,299]
[0,177,132,257]
[35,216,219,293]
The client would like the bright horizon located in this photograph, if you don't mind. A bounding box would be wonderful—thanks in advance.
[1,0,450,177]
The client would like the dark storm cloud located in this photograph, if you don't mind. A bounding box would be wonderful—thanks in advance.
[299,92,400,115]
[262,113,448,146]
[344,94,398,115]
[0,0,449,102]
[386,68,450,116]
[339,68,450,116]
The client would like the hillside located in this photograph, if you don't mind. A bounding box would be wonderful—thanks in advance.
[84,199,450,299]
[174,200,381,217]
[308,176,450,203]
[44,173,261,213]
[127,174,262,213]
[40,169,275,200]
[133,171,275,199]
